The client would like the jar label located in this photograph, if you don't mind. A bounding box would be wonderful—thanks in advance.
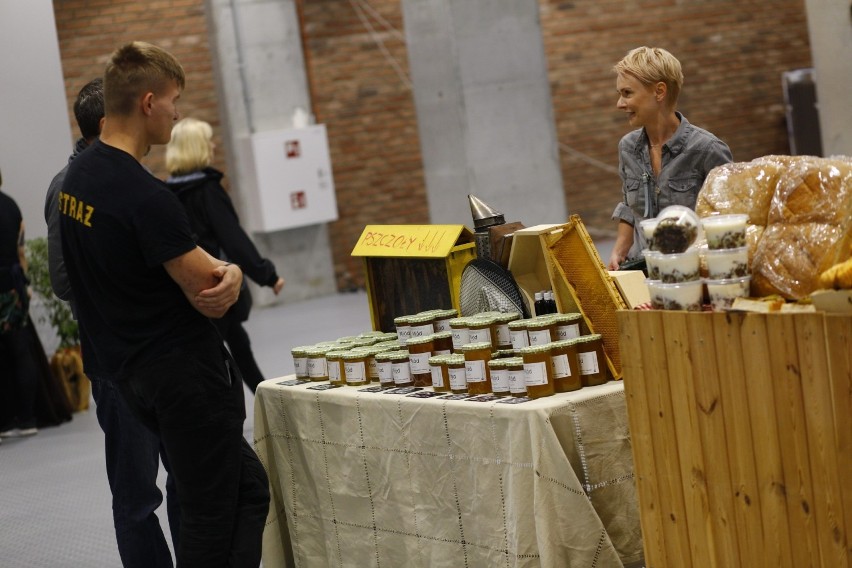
[410,323,434,337]
[434,319,451,333]
[308,357,327,378]
[378,361,394,384]
[328,361,341,382]
[451,329,469,349]
[434,349,452,356]
[556,324,580,340]
[294,357,307,377]
[431,365,445,388]
[508,369,526,394]
[510,330,529,349]
[528,329,551,345]
[495,324,511,345]
[491,368,509,392]
[397,327,411,344]
[392,361,412,385]
[468,327,491,344]
[344,361,366,383]
[578,351,600,375]
[465,359,487,383]
[449,367,466,390]
[524,361,548,386]
[409,352,430,374]
[367,358,378,378]
[551,354,571,378]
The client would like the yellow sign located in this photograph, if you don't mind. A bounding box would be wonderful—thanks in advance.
[351,224,473,258]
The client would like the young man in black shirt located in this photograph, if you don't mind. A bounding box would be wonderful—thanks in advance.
[60,42,269,567]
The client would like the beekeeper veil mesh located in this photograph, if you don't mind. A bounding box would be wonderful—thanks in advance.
[459,258,529,317]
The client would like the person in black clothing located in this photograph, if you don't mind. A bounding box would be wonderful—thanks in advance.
[165,117,285,393]
[60,42,268,566]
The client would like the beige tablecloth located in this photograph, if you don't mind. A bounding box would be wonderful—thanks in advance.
[254,379,642,567]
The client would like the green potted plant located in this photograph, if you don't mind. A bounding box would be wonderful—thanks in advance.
[25,237,90,411]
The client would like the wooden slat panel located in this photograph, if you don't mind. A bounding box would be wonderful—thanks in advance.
[740,314,794,567]
[795,314,849,567]
[618,310,668,568]
[686,313,741,567]
[710,312,765,566]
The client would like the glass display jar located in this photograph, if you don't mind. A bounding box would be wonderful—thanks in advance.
[487,359,510,397]
[406,334,435,387]
[467,316,496,347]
[325,349,348,386]
[552,313,584,341]
[374,351,396,389]
[519,344,556,399]
[446,354,468,394]
[505,357,527,397]
[291,346,311,380]
[431,331,453,355]
[508,319,530,350]
[549,339,582,392]
[526,316,555,346]
[431,308,459,333]
[575,334,607,386]
[305,346,330,382]
[408,312,435,340]
[460,342,493,395]
[393,315,412,346]
[388,350,414,387]
[351,346,382,383]
[342,351,369,386]
[493,312,520,350]
[448,318,471,352]
[429,355,451,392]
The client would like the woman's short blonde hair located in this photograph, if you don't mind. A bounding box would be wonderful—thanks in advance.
[166,118,214,175]
[614,46,684,106]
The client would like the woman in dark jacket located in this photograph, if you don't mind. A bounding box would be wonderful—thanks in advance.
[165,119,285,392]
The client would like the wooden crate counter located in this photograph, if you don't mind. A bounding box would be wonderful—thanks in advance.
[617,310,851,568]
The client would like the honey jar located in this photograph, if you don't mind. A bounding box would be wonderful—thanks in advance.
[449,318,471,351]
[467,316,496,347]
[429,355,451,392]
[394,315,412,345]
[351,346,382,382]
[388,350,414,387]
[408,312,435,340]
[526,316,555,346]
[432,331,453,355]
[508,319,529,350]
[552,313,584,341]
[446,354,468,394]
[460,342,493,395]
[305,346,330,382]
[505,357,527,397]
[549,339,582,392]
[375,351,396,389]
[493,312,520,350]
[291,346,311,380]
[406,334,435,387]
[431,308,459,333]
[575,334,607,386]
[487,359,510,397]
[325,349,348,386]
[342,351,369,386]
[519,344,556,399]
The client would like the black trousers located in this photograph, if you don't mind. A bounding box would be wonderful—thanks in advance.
[120,343,269,568]
[213,313,265,393]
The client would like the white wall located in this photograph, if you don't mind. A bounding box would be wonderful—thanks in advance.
[0,0,73,239]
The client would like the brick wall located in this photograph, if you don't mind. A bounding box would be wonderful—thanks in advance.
[53,0,812,289]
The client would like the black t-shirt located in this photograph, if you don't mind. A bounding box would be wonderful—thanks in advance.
[0,191,23,289]
[60,140,218,379]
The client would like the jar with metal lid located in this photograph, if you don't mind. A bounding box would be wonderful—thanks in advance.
[374,351,396,389]
[493,312,520,350]
[406,334,435,387]
[408,312,435,340]
[305,346,331,382]
[460,342,493,395]
[394,315,412,345]
[348,337,379,348]
[291,346,311,380]
[431,331,453,355]
[388,350,414,387]
[552,313,584,341]
[519,344,556,399]
[429,355,451,392]
[326,350,348,386]
[357,330,385,339]
[449,318,470,352]
[493,349,516,359]
[467,316,496,347]
[575,334,607,386]
[549,339,582,392]
[377,332,400,342]
[373,341,402,353]
[431,308,459,333]
[505,357,527,397]
[526,316,555,346]
[446,354,468,394]
[342,351,369,386]
[487,359,510,397]
[351,346,382,383]
[508,319,530,350]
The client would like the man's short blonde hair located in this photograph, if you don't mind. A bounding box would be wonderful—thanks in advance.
[166,118,214,175]
[614,46,683,106]
[104,41,185,116]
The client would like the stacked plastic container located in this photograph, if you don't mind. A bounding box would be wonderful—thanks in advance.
[700,213,751,310]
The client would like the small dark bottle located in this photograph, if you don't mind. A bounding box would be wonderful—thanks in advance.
[545,291,557,314]
[534,291,546,316]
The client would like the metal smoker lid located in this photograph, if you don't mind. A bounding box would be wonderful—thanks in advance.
[468,194,505,230]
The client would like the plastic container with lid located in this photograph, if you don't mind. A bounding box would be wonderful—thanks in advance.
[325,349,348,386]
[406,334,435,387]
[342,351,369,386]
[446,354,468,394]
[549,339,582,392]
[508,319,529,350]
[652,205,702,254]
[493,312,520,350]
[388,350,414,387]
[374,351,396,389]
[460,342,493,395]
[430,308,459,333]
[305,346,331,382]
[551,313,582,341]
[467,316,495,347]
[407,312,435,340]
[448,318,471,351]
[526,316,555,346]
[394,315,412,345]
[519,344,556,399]
[429,355,451,392]
[487,359,510,397]
[574,334,607,386]
[505,357,527,397]
[702,245,749,280]
[431,331,453,355]
[291,346,311,380]
[701,213,748,250]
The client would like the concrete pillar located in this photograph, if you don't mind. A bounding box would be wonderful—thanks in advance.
[401,0,567,227]
[803,0,852,155]
[206,0,337,303]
